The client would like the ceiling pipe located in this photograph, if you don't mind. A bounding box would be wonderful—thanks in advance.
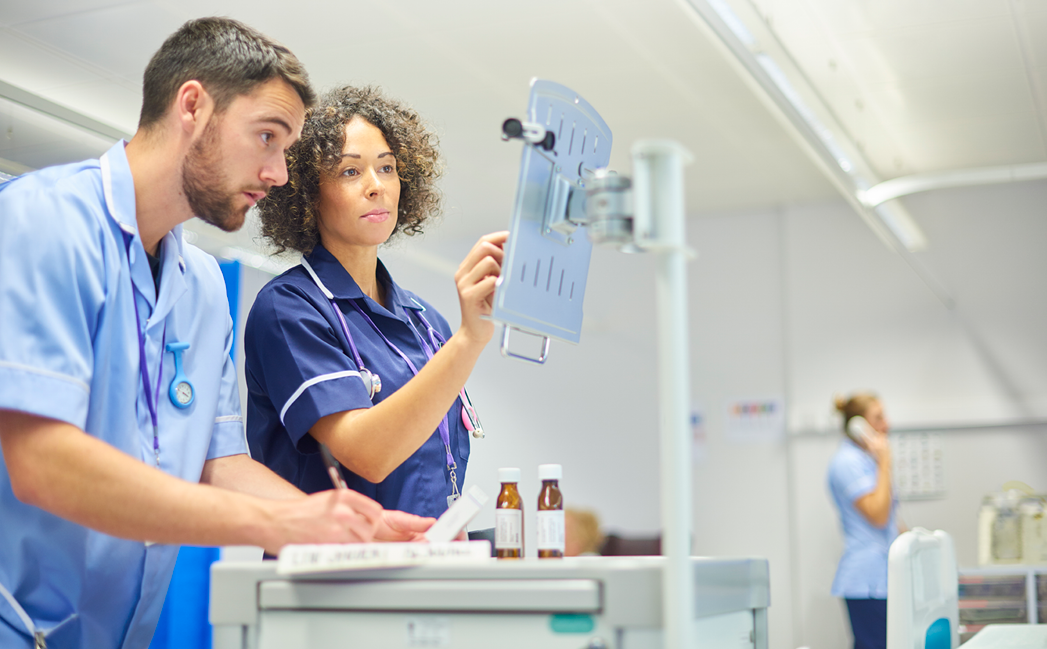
[859,162,1047,208]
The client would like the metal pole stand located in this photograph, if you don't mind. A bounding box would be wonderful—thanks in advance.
[632,140,696,649]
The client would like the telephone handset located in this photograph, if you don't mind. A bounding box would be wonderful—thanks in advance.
[846,416,876,448]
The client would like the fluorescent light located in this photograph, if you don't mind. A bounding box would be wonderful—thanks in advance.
[705,0,756,47]
[678,0,929,252]
[755,54,859,177]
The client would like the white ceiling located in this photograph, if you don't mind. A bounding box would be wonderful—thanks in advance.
[760,0,1047,176]
[1,0,1043,248]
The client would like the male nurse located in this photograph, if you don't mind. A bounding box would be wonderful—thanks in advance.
[0,17,435,649]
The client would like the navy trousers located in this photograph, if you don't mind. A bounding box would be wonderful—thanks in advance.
[845,598,887,649]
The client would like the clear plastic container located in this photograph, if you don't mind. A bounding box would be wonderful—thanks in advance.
[1021,499,1047,564]
[977,489,1047,565]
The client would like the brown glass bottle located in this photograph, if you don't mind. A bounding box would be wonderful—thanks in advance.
[536,464,564,558]
[495,468,523,559]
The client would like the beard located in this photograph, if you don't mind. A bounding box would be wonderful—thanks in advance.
[181,118,249,233]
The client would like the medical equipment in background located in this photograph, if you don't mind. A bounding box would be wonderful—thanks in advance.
[210,557,769,649]
[978,483,1047,565]
[886,528,959,649]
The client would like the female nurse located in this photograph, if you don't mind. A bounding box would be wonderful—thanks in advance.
[244,85,506,518]
[827,392,902,649]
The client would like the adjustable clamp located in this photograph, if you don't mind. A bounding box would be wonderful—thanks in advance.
[502,118,556,151]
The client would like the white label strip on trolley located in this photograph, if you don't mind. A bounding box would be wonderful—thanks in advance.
[277,541,491,574]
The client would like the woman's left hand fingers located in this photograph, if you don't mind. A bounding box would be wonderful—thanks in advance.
[456,232,507,280]
[459,276,498,313]
[457,256,501,290]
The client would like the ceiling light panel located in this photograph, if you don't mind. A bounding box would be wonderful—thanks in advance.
[0,95,116,170]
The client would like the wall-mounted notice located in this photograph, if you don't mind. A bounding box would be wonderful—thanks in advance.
[724,397,785,443]
[893,432,945,500]
[692,406,707,464]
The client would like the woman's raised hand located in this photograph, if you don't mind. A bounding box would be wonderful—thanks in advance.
[455,231,508,345]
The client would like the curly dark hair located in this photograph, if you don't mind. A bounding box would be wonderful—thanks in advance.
[257,85,442,255]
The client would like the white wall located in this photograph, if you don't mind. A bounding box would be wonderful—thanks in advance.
[782,180,1047,648]
[232,178,1047,648]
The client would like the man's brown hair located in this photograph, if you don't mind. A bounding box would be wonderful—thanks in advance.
[138,17,315,129]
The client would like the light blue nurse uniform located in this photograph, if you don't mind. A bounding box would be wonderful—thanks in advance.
[827,438,899,598]
[0,141,246,648]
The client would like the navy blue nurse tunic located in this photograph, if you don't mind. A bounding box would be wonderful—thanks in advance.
[244,243,470,518]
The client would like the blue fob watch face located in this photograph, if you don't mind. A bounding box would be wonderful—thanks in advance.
[174,381,193,406]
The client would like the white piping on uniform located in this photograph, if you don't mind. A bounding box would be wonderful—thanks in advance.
[300,256,333,300]
[0,360,90,394]
[0,578,36,637]
[280,370,361,425]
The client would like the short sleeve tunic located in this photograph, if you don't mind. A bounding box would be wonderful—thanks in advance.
[827,438,899,598]
[244,243,470,518]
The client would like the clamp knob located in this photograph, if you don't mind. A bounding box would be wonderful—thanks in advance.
[502,118,555,152]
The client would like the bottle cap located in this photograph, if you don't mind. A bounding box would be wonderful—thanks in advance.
[498,467,521,483]
[538,464,562,481]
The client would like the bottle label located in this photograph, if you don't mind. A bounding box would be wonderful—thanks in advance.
[495,509,522,550]
[537,510,565,551]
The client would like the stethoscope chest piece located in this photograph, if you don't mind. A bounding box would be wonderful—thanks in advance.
[166,342,195,408]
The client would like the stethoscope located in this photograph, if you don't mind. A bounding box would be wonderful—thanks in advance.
[301,256,484,504]
[120,229,197,466]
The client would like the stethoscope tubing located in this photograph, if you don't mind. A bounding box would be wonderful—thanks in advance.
[302,256,483,438]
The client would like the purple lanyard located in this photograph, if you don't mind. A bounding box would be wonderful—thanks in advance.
[337,300,456,472]
[121,230,166,467]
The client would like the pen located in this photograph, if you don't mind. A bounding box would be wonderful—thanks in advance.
[319,443,348,489]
